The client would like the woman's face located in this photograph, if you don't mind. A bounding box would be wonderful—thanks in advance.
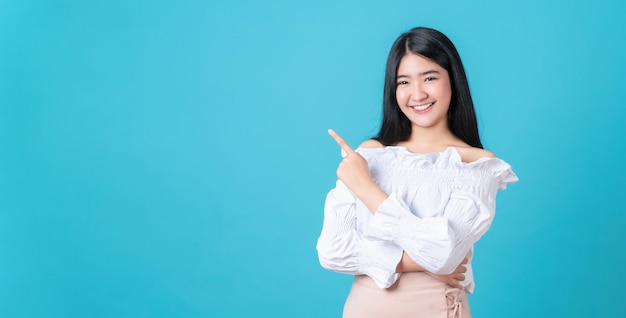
[395,53,452,130]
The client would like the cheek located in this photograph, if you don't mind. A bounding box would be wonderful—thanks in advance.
[441,81,452,100]
[396,90,410,113]
[395,88,406,103]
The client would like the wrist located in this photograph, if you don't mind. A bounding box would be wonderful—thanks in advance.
[353,182,388,213]
[352,180,378,196]
[396,252,426,273]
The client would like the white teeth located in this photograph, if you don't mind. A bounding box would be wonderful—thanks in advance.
[411,102,433,111]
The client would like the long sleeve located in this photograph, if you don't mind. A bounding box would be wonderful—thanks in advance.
[316,180,403,289]
[317,146,518,293]
[365,190,495,275]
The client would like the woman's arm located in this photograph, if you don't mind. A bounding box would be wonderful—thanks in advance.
[318,180,468,289]
[327,130,505,275]
[396,252,468,289]
[327,130,389,213]
[316,180,404,289]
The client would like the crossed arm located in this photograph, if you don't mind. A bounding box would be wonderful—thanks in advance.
[327,129,467,288]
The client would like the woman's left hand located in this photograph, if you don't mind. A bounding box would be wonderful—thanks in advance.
[432,258,468,289]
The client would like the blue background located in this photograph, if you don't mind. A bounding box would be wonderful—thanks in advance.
[1,0,625,317]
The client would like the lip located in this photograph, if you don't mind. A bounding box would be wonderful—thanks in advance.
[408,101,435,113]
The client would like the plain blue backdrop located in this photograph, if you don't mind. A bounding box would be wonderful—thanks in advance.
[1,0,625,317]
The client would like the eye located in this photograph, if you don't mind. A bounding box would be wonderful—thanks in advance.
[425,77,437,82]
[397,81,409,85]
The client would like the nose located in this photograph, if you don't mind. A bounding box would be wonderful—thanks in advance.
[410,83,428,101]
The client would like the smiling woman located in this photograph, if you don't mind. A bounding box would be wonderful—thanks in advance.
[317,27,518,318]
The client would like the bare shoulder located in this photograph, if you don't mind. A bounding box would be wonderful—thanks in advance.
[358,139,385,149]
[455,146,496,163]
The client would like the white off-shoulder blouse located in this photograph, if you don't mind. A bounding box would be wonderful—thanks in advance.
[316,146,518,293]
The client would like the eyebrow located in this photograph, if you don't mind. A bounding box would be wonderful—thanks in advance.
[396,70,440,78]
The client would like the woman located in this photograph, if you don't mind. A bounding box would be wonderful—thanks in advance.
[316,27,518,318]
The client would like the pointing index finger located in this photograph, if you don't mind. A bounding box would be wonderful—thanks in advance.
[328,129,355,154]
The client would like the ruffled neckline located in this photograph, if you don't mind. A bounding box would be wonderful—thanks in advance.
[355,146,519,188]
[385,146,494,165]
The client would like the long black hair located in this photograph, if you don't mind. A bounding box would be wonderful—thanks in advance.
[374,27,483,148]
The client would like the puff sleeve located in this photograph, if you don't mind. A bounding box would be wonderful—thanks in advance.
[316,180,404,289]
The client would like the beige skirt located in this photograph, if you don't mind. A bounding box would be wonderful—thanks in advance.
[342,272,471,318]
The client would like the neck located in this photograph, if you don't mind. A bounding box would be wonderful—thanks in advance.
[401,123,460,151]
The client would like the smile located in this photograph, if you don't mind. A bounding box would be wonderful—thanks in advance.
[410,102,434,111]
